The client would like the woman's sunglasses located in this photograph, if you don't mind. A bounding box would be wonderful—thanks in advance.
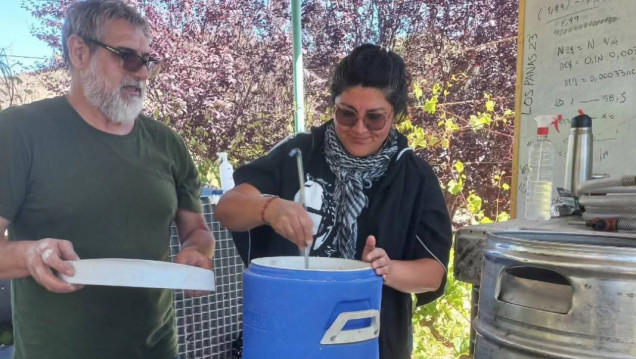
[85,38,160,77]
[333,106,391,131]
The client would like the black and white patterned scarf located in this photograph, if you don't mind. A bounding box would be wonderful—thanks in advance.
[324,122,398,259]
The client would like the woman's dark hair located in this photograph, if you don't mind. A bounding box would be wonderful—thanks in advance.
[330,44,410,118]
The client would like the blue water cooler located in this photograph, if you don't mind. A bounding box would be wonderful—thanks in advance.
[242,256,382,359]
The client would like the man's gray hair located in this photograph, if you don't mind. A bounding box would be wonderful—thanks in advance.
[62,0,152,68]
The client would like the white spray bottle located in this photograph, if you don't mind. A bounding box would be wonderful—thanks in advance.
[525,115,560,220]
[217,152,235,191]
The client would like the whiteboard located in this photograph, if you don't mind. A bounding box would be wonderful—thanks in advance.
[512,0,636,218]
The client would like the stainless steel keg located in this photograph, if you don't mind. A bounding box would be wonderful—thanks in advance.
[475,230,636,359]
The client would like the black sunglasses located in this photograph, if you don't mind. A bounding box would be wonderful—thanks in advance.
[333,106,391,131]
[85,38,160,76]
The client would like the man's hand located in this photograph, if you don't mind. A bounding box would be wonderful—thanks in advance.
[174,208,215,297]
[175,246,213,297]
[25,238,83,293]
[263,198,314,250]
[362,235,392,281]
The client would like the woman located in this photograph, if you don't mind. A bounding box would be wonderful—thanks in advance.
[216,44,452,359]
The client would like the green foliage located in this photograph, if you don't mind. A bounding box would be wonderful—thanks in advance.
[413,83,424,102]
[424,96,438,114]
[446,177,464,196]
[0,324,12,346]
[443,118,460,133]
[466,193,482,214]
[396,119,445,150]
[399,76,514,227]
[454,161,464,174]
[485,100,495,112]
[406,75,514,358]
[198,158,221,188]
[412,249,471,359]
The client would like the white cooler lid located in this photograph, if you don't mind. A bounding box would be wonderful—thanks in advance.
[58,258,215,291]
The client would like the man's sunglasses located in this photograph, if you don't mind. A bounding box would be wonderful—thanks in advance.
[85,38,160,76]
[333,106,391,131]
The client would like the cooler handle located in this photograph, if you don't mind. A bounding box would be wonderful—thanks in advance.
[320,309,380,345]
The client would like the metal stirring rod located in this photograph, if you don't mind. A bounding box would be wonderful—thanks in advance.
[289,148,310,269]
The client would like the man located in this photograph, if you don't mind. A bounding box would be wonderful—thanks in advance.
[0,1,215,358]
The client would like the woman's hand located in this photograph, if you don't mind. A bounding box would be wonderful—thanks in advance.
[216,184,314,250]
[263,198,314,250]
[363,235,446,293]
[362,235,391,281]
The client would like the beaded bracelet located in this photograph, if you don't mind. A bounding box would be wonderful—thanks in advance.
[260,196,279,224]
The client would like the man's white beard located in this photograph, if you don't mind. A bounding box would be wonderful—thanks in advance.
[82,57,145,125]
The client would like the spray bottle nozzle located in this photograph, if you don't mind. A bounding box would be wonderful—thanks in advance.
[551,114,562,133]
[534,114,561,135]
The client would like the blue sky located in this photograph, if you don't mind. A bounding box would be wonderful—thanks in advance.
[0,1,54,71]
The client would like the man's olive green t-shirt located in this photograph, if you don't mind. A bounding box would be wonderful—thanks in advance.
[0,97,202,359]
